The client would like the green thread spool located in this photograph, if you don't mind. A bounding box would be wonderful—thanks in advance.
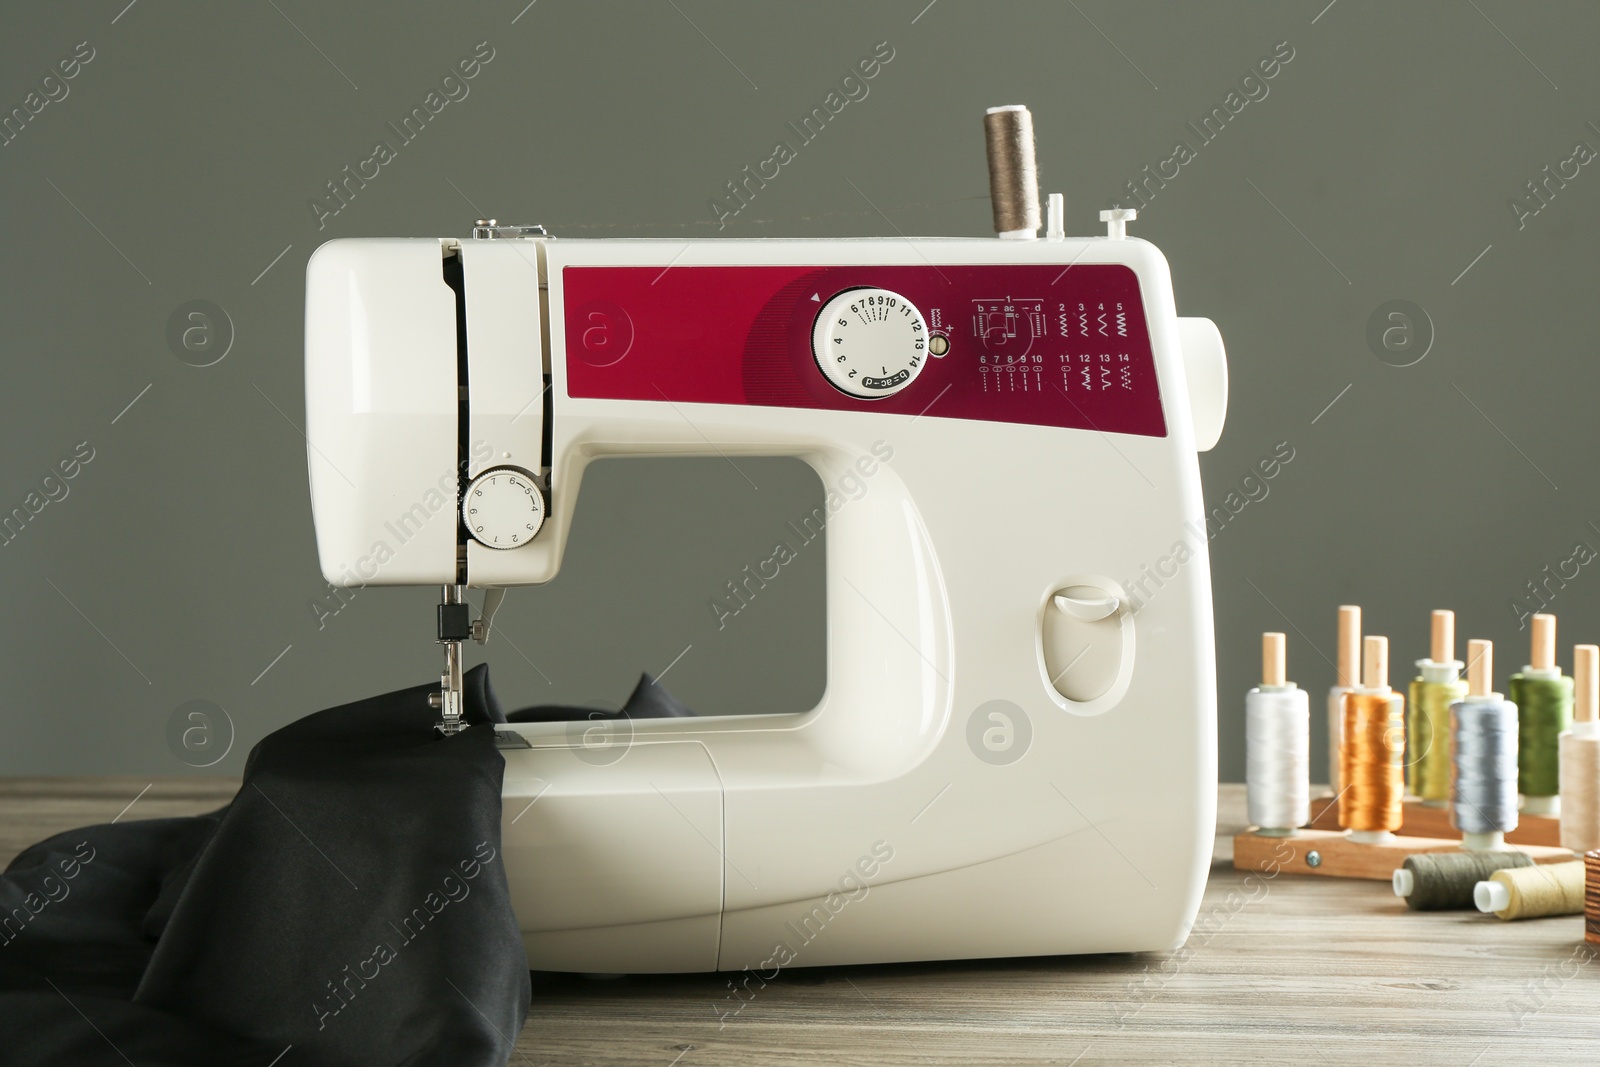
[1513,672,1571,799]
[1512,613,1571,808]
[1407,611,1465,804]
[1392,850,1534,911]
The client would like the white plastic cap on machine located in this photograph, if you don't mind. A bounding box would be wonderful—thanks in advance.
[1177,317,1227,452]
[1392,868,1414,898]
[1475,879,1511,913]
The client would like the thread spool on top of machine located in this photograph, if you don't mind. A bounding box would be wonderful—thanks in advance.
[984,105,1042,238]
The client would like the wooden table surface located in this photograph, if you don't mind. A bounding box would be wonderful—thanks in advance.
[5,779,1597,1065]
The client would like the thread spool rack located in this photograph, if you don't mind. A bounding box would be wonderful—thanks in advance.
[1235,629,1574,880]
[1303,796,1563,847]
[1233,825,1573,880]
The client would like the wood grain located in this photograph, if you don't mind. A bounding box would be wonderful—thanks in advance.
[1309,794,1565,848]
[1235,828,1574,880]
[5,780,1599,1064]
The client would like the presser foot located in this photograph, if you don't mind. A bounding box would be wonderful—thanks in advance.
[428,683,468,736]
[430,585,508,735]
[434,584,471,735]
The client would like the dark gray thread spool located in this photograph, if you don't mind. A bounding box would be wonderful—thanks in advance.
[983,105,1041,237]
[1393,850,1533,910]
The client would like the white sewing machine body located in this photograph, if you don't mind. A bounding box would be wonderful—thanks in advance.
[305,229,1225,973]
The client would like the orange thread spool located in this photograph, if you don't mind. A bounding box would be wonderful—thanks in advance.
[1339,636,1405,834]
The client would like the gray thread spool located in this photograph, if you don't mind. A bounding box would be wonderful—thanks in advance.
[1451,694,1520,849]
[983,105,1040,238]
[1392,850,1533,910]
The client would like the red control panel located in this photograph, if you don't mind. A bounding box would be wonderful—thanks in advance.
[563,264,1167,438]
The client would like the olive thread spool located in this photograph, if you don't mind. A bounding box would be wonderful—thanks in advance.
[1560,645,1600,853]
[1510,613,1572,815]
[1474,860,1586,920]
[1246,632,1310,834]
[1408,609,1467,806]
[1449,639,1519,851]
[1392,850,1533,911]
[1339,635,1405,841]
[1328,605,1361,793]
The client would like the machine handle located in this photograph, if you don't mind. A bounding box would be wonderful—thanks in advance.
[1053,593,1121,622]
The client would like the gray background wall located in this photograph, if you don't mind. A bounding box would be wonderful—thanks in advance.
[2,1,1596,781]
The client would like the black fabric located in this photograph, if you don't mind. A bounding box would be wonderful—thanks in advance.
[507,672,697,723]
[0,665,529,1067]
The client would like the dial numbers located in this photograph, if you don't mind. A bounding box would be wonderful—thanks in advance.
[811,287,929,399]
[462,467,546,549]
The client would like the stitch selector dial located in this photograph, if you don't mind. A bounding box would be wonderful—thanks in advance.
[812,288,929,399]
[462,466,545,549]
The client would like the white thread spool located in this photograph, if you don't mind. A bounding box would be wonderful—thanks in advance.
[1560,644,1600,853]
[1328,605,1360,792]
[1247,632,1310,834]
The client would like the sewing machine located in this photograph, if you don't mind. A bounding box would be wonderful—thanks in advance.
[304,108,1227,972]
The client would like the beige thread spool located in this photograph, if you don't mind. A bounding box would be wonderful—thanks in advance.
[1474,860,1586,919]
[983,105,1041,238]
[1560,644,1600,853]
[1329,605,1361,792]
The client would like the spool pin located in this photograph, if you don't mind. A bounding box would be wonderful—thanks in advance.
[1263,632,1286,689]
[1433,610,1454,665]
[1328,605,1361,793]
[1467,639,1493,699]
[1339,607,1362,689]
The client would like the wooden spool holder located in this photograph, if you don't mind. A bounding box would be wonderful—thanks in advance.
[1303,795,1564,848]
[1236,631,1574,879]
[1232,825,1574,880]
